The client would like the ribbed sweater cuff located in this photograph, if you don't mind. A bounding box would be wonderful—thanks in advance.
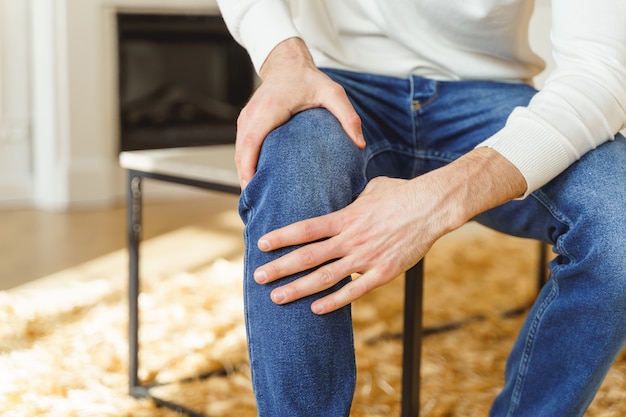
[476,114,574,198]
[238,1,301,73]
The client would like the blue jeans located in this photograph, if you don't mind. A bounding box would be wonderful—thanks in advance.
[238,68,626,416]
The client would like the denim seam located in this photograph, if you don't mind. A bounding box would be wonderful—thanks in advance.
[408,75,440,112]
[419,149,461,164]
[409,76,439,152]
[239,191,263,407]
[506,278,559,417]
[412,88,439,112]
[365,147,456,165]
[530,190,575,260]
[364,146,414,162]
[504,190,573,417]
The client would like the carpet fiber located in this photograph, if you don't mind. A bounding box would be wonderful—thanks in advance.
[1,224,625,416]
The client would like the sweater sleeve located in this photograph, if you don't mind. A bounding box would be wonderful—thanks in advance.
[477,0,626,197]
[216,0,301,73]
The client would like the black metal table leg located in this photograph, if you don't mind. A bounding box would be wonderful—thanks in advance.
[124,165,427,416]
[128,173,146,398]
[537,242,549,291]
[124,169,240,416]
[402,261,424,417]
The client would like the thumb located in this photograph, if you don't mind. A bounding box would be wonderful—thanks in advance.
[235,101,292,188]
[320,84,366,149]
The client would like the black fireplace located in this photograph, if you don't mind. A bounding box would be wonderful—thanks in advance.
[117,13,255,151]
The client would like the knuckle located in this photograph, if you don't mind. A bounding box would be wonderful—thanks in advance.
[327,82,347,98]
[316,268,335,287]
[377,259,399,279]
[286,284,301,300]
[265,263,282,278]
[301,221,317,241]
[299,246,317,268]
[347,230,368,248]
[236,129,257,146]
[236,107,251,129]
[327,216,345,235]
[234,150,244,166]
[347,281,367,300]
[345,112,362,128]
[360,248,380,265]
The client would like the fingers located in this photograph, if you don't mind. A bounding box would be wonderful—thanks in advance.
[267,256,362,313]
[310,274,376,314]
[234,133,260,190]
[234,107,261,189]
[258,213,341,252]
[254,219,342,284]
[255,223,394,315]
[253,214,354,308]
[319,82,366,149]
[234,98,291,189]
[272,267,383,315]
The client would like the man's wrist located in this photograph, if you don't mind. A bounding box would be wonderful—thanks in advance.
[259,37,313,81]
[417,147,527,233]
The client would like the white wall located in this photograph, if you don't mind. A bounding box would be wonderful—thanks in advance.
[28,0,221,210]
[0,0,32,206]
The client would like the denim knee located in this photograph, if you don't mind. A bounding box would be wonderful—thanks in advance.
[490,142,626,417]
[539,137,626,324]
[565,194,626,308]
[237,108,362,417]
[239,108,367,229]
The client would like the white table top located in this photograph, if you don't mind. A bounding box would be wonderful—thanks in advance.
[119,145,239,188]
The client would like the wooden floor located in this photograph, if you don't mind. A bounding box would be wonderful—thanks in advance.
[0,194,241,291]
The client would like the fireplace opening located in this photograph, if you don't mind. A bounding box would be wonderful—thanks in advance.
[117,13,254,151]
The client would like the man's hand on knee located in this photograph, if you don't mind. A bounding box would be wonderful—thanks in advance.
[252,147,527,314]
[235,37,365,189]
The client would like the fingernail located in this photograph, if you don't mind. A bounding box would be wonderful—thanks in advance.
[254,269,267,284]
[312,303,324,315]
[272,290,285,304]
[240,179,248,190]
[258,239,270,251]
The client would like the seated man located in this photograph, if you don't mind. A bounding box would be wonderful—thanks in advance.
[216,1,626,416]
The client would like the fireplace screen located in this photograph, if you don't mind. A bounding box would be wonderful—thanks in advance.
[117,13,254,151]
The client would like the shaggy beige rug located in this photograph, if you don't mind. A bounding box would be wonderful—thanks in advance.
[1,224,625,416]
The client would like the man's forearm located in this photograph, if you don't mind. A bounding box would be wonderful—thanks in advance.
[409,146,527,234]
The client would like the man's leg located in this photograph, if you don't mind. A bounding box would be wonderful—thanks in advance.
[238,108,367,416]
[476,135,626,417]
[413,78,626,416]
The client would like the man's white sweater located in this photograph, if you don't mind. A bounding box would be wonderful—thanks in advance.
[217,0,626,196]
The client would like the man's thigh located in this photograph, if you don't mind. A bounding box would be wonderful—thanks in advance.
[323,68,541,180]
[475,133,626,244]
